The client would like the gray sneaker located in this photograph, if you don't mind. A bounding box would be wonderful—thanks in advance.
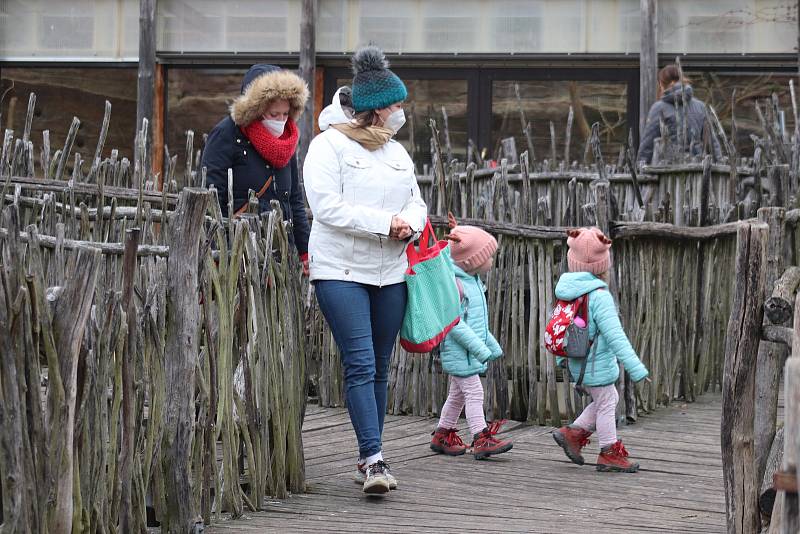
[362,461,392,495]
[355,459,397,489]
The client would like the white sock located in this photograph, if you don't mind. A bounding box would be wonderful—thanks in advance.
[365,451,383,466]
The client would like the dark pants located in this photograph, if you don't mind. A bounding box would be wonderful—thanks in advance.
[314,280,406,458]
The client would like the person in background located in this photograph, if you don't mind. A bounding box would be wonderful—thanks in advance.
[202,64,311,273]
[637,64,721,166]
[303,46,427,496]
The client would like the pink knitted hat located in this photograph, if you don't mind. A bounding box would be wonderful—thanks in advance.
[446,214,497,272]
[566,227,612,274]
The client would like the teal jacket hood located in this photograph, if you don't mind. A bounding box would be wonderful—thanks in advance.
[555,272,608,301]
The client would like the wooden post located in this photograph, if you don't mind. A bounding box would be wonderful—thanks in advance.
[118,227,141,533]
[162,188,209,533]
[781,347,800,533]
[297,0,317,170]
[153,63,165,187]
[639,0,657,139]
[137,0,157,146]
[722,221,769,534]
[50,246,102,533]
[756,208,788,488]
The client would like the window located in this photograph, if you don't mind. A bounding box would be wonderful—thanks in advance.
[0,0,139,60]
[658,0,795,54]
[1,68,138,176]
[165,67,247,178]
[689,72,797,155]
[491,79,629,162]
[157,0,299,53]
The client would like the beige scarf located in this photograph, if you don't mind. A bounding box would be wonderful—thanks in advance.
[332,123,393,151]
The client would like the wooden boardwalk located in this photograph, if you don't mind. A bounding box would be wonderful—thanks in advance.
[208,394,725,533]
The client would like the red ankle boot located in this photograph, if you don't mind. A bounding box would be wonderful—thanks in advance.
[597,440,639,473]
[552,426,592,465]
[471,428,513,460]
[430,428,467,456]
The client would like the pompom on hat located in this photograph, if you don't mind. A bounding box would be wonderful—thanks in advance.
[445,213,498,272]
[350,46,408,112]
[566,227,612,275]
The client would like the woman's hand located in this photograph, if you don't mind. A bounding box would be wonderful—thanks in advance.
[390,216,412,240]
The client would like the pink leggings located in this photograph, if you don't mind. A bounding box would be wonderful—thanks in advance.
[572,384,619,448]
[437,375,487,435]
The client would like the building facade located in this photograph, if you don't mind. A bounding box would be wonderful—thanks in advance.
[1,0,798,173]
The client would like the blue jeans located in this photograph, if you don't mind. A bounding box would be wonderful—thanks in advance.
[314,280,407,458]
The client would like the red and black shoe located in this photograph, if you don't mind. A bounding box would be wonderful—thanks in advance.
[471,428,513,460]
[596,440,639,473]
[430,428,468,456]
[552,425,592,466]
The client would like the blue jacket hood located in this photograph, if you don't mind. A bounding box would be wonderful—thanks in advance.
[241,64,281,94]
[555,272,608,301]
[661,84,694,106]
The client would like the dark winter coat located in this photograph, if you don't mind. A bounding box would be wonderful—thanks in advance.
[637,84,722,165]
[201,64,310,254]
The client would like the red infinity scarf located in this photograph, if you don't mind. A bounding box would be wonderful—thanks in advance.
[241,118,299,168]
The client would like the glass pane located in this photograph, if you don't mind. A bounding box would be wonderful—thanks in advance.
[658,0,796,54]
[689,72,798,155]
[157,0,300,53]
[335,77,469,171]
[166,67,247,177]
[0,0,139,60]
[492,80,628,163]
[315,0,796,54]
[1,67,138,175]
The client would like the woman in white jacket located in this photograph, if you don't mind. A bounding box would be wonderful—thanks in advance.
[303,46,427,496]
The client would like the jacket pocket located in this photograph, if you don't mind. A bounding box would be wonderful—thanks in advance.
[382,160,414,212]
[341,154,374,204]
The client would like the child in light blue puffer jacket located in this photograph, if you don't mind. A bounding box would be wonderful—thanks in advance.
[551,227,649,473]
[429,217,513,460]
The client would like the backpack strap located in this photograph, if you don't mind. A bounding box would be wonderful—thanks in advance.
[575,341,598,388]
[455,277,466,305]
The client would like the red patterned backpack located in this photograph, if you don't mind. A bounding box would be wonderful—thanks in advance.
[544,292,598,386]
[544,295,588,357]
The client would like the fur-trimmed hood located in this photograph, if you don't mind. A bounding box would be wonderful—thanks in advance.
[230,67,309,126]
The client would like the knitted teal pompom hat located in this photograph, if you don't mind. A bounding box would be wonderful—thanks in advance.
[351,46,408,112]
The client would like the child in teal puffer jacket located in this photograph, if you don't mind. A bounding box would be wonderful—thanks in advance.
[551,227,649,473]
[429,217,513,460]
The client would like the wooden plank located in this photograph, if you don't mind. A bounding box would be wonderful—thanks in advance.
[207,394,727,534]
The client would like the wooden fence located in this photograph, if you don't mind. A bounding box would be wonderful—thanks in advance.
[0,97,307,532]
[718,207,800,533]
[306,183,744,426]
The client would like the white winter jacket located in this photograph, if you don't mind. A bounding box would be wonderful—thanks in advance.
[303,90,428,286]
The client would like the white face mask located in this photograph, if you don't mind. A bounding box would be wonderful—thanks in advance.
[262,118,287,137]
[382,109,406,134]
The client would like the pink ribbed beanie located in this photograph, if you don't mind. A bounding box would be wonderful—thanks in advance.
[446,214,497,272]
[567,227,612,275]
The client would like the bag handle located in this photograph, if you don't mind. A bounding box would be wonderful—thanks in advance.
[406,218,436,267]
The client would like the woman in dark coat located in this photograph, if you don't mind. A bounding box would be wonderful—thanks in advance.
[637,64,721,166]
[202,64,311,271]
